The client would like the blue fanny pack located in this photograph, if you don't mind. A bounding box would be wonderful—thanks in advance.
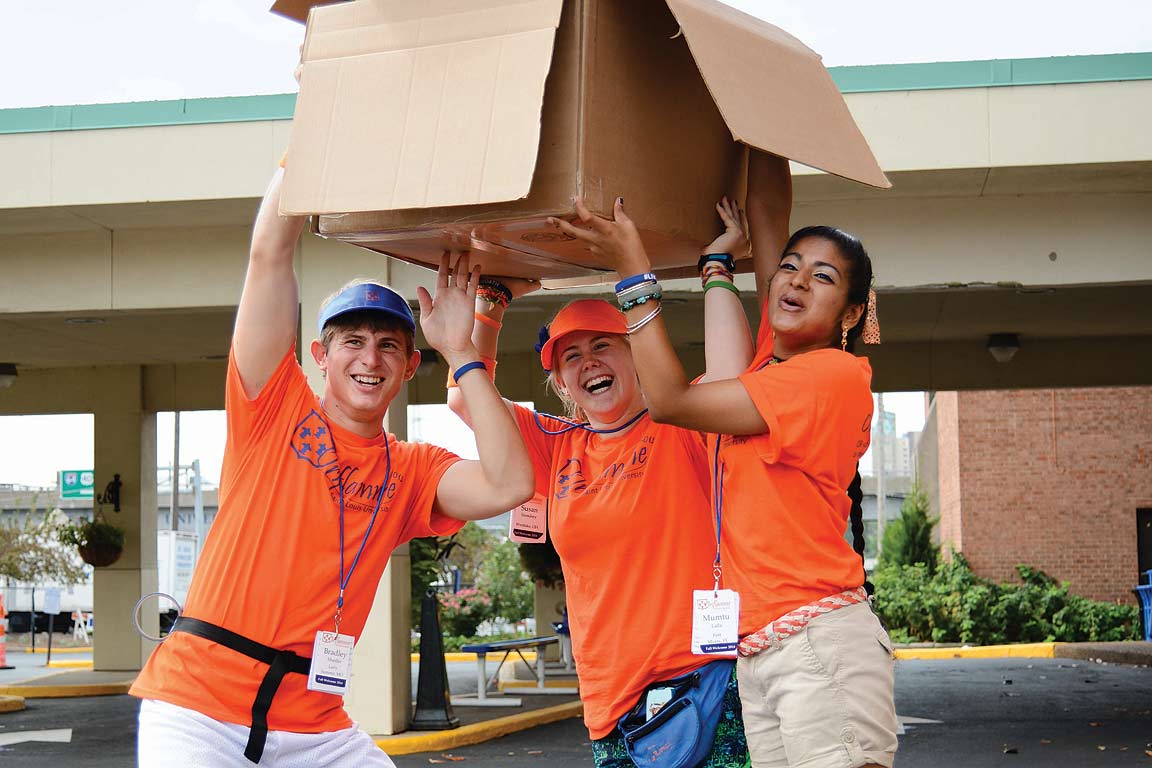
[616,659,734,768]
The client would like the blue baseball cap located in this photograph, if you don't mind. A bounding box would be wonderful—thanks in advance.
[317,282,415,336]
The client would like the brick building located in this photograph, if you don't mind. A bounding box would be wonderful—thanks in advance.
[920,387,1152,603]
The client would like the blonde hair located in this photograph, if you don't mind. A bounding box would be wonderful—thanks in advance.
[543,333,635,424]
[546,370,586,423]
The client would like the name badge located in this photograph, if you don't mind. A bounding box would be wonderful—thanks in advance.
[691,589,740,657]
[307,631,356,695]
[509,494,548,544]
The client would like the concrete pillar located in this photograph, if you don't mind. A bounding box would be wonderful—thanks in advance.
[300,235,424,734]
[534,583,566,663]
[92,366,159,671]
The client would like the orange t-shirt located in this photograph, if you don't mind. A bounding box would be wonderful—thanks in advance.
[721,349,873,634]
[131,348,463,732]
[512,406,717,739]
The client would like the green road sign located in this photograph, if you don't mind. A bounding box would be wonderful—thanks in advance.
[60,470,94,499]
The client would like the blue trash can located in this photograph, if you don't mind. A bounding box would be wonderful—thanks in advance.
[1136,571,1152,642]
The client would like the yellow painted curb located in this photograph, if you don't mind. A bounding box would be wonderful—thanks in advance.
[895,642,1056,660]
[375,700,583,755]
[498,679,579,691]
[411,652,539,663]
[0,681,134,698]
[47,659,94,669]
[24,647,93,654]
[0,695,26,713]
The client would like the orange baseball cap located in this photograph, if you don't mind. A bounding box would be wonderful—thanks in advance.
[536,299,628,372]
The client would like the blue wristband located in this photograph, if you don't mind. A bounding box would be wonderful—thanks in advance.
[614,272,657,293]
[452,361,487,383]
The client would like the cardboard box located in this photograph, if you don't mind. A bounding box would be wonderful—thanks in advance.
[281,0,889,284]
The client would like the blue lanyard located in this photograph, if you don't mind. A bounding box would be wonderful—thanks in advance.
[711,435,724,594]
[532,408,650,436]
[326,422,392,635]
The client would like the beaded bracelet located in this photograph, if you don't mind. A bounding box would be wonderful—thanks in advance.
[616,280,659,304]
[704,280,740,296]
[452,361,487,383]
[620,290,662,312]
[626,304,663,334]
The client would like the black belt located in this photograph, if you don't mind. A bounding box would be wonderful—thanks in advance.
[170,617,312,764]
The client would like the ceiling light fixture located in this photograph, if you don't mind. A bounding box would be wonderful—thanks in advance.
[987,333,1020,364]
[65,317,106,325]
[0,363,17,389]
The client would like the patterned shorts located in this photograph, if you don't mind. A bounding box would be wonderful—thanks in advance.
[590,665,751,768]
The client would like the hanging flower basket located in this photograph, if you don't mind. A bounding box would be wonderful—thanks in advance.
[58,518,125,568]
[77,540,123,567]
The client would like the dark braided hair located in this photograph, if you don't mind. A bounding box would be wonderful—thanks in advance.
[783,225,876,593]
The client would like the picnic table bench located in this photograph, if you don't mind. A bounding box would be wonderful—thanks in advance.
[450,635,577,707]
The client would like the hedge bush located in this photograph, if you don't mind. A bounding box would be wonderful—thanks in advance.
[873,554,1140,644]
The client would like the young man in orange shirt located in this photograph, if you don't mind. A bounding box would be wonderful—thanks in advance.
[131,165,535,767]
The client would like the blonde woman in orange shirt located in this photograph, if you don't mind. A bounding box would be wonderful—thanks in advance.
[446,202,756,768]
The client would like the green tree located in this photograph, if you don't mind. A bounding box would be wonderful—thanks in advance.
[0,503,88,587]
[409,523,498,629]
[476,538,534,623]
[878,485,939,574]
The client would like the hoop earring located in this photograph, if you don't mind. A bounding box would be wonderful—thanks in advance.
[841,326,849,351]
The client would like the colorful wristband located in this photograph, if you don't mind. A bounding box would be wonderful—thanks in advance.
[704,280,740,296]
[477,279,513,309]
[474,311,503,330]
[614,272,658,293]
[452,361,487,383]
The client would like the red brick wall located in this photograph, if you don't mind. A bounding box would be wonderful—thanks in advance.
[935,392,963,552]
[950,387,1152,603]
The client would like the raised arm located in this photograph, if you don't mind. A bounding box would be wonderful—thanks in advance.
[746,150,792,310]
[446,277,538,427]
[420,256,536,519]
[699,196,754,382]
[233,168,307,398]
[551,200,768,435]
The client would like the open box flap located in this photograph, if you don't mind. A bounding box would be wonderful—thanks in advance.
[666,0,890,189]
[269,0,348,24]
[281,0,564,215]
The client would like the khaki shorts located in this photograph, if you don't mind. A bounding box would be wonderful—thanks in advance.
[736,602,898,768]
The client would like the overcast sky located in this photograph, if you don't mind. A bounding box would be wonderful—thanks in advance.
[0,0,1148,109]
[0,1,1146,485]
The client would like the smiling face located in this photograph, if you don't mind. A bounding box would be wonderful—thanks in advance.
[310,321,420,437]
[768,236,865,358]
[552,331,646,430]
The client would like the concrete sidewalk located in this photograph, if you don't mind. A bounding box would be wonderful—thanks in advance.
[0,641,1148,759]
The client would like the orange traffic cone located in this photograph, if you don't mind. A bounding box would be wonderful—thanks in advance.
[0,593,12,669]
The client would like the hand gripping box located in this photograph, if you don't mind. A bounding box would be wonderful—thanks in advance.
[277,0,889,285]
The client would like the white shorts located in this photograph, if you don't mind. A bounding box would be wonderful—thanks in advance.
[736,602,898,768]
[137,699,397,768]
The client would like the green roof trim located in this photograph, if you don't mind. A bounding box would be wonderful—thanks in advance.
[830,52,1152,93]
[0,52,1148,134]
[0,94,298,134]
